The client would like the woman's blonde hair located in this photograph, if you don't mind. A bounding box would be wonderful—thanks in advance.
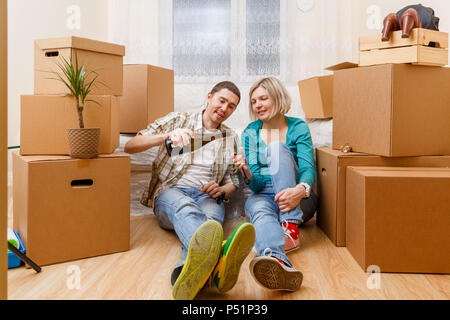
[248,77,291,121]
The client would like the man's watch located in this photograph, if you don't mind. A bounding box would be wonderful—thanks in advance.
[299,182,311,198]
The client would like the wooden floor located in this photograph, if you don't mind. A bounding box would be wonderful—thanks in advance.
[7,215,450,300]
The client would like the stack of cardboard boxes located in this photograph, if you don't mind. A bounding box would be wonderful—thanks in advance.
[299,29,450,274]
[13,37,131,267]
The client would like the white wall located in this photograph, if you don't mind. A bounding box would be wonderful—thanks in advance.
[7,0,110,146]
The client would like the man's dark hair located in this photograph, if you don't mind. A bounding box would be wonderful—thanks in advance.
[210,81,241,104]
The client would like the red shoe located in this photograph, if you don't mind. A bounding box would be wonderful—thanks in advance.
[282,221,300,253]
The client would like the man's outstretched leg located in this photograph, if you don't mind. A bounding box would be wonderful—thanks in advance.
[172,220,223,300]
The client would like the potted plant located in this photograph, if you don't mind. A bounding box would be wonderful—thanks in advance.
[50,54,103,158]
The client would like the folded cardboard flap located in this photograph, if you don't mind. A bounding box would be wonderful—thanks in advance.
[298,75,333,119]
[325,62,358,71]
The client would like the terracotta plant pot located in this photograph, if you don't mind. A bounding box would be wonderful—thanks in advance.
[67,128,100,159]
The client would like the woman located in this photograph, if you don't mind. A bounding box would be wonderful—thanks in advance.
[233,77,318,292]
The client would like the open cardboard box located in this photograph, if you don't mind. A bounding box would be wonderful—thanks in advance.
[294,62,358,120]
[13,152,130,266]
[297,75,333,119]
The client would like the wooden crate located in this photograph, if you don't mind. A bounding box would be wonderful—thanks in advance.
[359,28,448,67]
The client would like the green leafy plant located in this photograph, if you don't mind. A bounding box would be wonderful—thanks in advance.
[50,54,102,128]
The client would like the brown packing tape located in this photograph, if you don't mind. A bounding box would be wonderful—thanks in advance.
[76,159,91,168]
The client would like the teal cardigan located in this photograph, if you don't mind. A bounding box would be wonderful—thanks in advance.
[241,116,315,193]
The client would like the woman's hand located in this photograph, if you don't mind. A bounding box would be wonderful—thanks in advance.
[232,147,253,181]
[274,185,306,213]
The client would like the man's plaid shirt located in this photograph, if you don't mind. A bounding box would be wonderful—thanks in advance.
[138,110,240,208]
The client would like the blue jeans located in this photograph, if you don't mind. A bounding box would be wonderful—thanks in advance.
[245,142,317,267]
[154,187,225,270]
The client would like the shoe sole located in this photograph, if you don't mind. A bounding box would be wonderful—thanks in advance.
[172,220,223,300]
[249,257,303,292]
[216,223,255,293]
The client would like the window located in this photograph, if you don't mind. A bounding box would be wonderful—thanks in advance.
[246,0,280,76]
[173,0,231,79]
[172,0,280,82]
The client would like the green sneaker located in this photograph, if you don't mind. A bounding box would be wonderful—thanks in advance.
[211,222,255,293]
[172,220,223,300]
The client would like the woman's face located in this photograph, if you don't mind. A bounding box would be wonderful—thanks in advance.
[251,86,274,121]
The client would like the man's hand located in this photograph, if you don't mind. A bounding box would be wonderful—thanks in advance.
[168,128,194,148]
[200,181,224,199]
[274,185,306,213]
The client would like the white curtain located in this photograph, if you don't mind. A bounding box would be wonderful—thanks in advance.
[108,0,353,84]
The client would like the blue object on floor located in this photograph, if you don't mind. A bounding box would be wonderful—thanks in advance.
[8,230,26,269]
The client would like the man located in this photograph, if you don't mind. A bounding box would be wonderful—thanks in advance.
[125,81,255,300]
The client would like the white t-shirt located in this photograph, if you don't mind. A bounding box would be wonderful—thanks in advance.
[174,128,220,189]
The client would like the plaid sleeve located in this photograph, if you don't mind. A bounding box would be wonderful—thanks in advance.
[222,164,240,188]
[138,112,183,136]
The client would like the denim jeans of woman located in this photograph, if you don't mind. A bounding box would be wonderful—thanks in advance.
[245,142,318,267]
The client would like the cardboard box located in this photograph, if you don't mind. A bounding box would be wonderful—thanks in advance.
[20,95,120,155]
[12,151,130,266]
[297,75,333,119]
[120,64,174,133]
[333,64,450,157]
[346,166,450,274]
[317,147,450,247]
[35,36,125,96]
[359,29,448,67]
